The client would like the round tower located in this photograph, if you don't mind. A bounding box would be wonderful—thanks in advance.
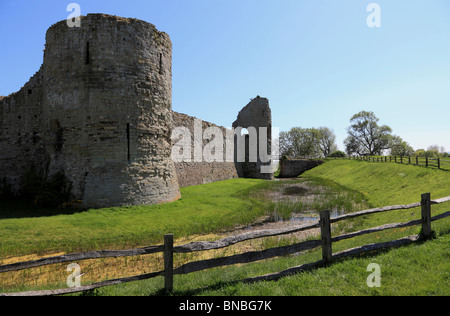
[42,14,180,207]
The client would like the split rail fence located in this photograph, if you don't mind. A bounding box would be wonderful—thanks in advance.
[339,155,450,170]
[1,193,449,296]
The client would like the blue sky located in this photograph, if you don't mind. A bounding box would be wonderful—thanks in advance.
[1,0,449,151]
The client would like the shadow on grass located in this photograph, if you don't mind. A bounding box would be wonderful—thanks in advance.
[0,198,88,219]
[155,239,428,297]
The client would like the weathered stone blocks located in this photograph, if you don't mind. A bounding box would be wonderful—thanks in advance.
[1,14,180,208]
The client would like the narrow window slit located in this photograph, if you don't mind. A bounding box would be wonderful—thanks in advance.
[126,123,131,163]
[159,53,163,74]
[86,42,90,65]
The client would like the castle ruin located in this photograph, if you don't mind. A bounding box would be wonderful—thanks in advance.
[0,14,273,208]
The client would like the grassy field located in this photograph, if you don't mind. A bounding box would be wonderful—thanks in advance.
[0,159,449,295]
[82,160,448,296]
[0,178,269,258]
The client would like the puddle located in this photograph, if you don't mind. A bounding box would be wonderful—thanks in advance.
[282,186,309,196]
[230,178,366,238]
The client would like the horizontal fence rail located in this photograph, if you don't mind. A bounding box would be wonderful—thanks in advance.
[337,155,450,170]
[1,194,449,296]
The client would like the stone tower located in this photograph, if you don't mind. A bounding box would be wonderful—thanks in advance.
[41,14,180,207]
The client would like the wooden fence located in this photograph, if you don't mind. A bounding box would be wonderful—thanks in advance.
[340,155,450,170]
[1,193,449,296]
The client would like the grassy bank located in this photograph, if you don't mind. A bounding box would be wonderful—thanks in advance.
[302,159,450,233]
[1,160,449,295]
[303,159,450,206]
[0,178,269,259]
[93,159,449,296]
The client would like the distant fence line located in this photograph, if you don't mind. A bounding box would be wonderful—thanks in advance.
[332,155,450,170]
[1,194,449,296]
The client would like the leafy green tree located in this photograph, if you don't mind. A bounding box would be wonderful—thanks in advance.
[414,149,426,156]
[345,111,393,156]
[279,127,323,158]
[317,127,338,157]
[389,135,414,156]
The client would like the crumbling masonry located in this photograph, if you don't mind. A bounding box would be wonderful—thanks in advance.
[0,14,273,208]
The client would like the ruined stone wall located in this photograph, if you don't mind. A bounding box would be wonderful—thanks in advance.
[278,159,324,178]
[233,97,273,180]
[172,97,275,187]
[172,112,240,187]
[0,67,45,193]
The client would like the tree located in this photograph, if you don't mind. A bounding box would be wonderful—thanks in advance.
[280,126,338,158]
[427,145,440,152]
[279,127,322,158]
[328,150,346,158]
[389,135,414,156]
[317,127,338,157]
[425,145,440,157]
[415,145,447,157]
[345,111,393,156]
[344,134,364,156]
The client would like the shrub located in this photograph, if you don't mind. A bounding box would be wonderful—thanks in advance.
[328,150,346,158]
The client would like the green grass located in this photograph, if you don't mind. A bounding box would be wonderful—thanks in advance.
[1,160,449,295]
[302,159,450,231]
[189,234,450,296]
[0,178,270,259]
[308,159,450,205]
[64,230,450,296]
[86,159,449,296]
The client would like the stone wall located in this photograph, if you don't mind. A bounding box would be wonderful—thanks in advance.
[278,159,324,178]
[172,97,275,187]
[0,67,45,193]
[232,97,273,180]
[172,112,240,187]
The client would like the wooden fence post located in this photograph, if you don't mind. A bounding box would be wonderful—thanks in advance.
[438,158,440,169]
[426,156,428,167]
[416,156,418,165]
[164,234,174,293]
[320,210,332,263]
[421,194,432,240]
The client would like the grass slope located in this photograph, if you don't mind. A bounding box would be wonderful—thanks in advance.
[72,160,449,296]
[302,159,450,232]
[1,160,449,295]
[0,178,267,259]
[302,159,450,206]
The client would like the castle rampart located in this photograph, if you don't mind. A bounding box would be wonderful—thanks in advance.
[0,14,273,209]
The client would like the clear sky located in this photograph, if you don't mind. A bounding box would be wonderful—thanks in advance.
[1,0,449,152]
